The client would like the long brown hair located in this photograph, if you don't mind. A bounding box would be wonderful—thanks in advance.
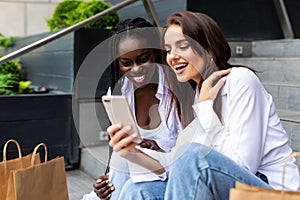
[163,11,254,122]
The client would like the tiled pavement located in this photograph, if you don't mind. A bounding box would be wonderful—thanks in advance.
[66,169,95,200]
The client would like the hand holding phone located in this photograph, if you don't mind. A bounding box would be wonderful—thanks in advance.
[102,95,142,144]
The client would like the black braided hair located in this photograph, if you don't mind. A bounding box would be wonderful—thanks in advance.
[109,18,162,94]
[103,18,162,175]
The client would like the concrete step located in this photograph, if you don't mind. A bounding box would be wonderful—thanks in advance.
[230,57,300,112]
[66,169,94,200]
[278,110,300,153]
[252,39,300,57]
[229,39,300,57]
[263,83,300,112]
[79,145,110,180]
[230,57,300,86]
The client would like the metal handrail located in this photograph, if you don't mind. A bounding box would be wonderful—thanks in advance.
[0,0,142,65]
[142,0,161,27]
[273,0,294,39]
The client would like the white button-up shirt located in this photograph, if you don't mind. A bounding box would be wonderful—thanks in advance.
[140,67,300,191]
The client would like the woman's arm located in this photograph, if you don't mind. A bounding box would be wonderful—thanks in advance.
[107,124,166,175]
[194,68,269,173]
[221,68,268,172]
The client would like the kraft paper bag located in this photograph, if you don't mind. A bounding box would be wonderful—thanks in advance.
[6,143,69,200]
[230,152,300,200]
[0,139,40,200]
[230,181,300,200]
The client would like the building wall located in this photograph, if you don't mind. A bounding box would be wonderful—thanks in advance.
[0,0,63,37]
[0,0,186,37]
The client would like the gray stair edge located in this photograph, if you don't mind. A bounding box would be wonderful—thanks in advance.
[278,109,300,123]
[229,39,300,57]
[79,145,110,180]
[230,57,300,61]
[252,39,300,57]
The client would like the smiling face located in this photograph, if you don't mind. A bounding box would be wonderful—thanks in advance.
[118,36,156,87]
[164,24,205,84]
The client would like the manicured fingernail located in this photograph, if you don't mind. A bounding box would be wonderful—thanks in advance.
[123,125,131,131]
[132,132,138,137]
[105,180,109,184]
[108,183,113,187]
[116,123,122,128]
[111,186,115,191]
[96,179,101,183]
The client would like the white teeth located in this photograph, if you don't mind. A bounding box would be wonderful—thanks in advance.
[174,64,187,70]
[133,75,144,81]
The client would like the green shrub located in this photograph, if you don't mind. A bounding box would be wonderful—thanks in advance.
[0,73,19,95]
[47,0,120,31]
[0,57,33,95]
[0,33,15,52]
[0,59,23,80]
[0,33,33,95]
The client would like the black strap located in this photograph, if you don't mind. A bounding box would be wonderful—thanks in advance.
[105,143,113,175]
[256,171,269,184]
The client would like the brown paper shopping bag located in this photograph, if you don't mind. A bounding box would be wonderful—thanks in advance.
[230,152,300,200]
[6,143,69,200]
[0,139,40,200]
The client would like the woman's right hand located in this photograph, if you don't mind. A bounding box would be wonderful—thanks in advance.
[107,124,140,161]
[198,69,231,102]
[93,175,114,200]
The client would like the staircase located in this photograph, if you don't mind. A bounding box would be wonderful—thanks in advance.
[230,39,300,155]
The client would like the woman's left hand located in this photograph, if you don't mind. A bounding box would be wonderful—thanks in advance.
[198,69,231,102]
[140,139,164,152]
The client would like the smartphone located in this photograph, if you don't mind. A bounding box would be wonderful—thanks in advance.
[102,95,142,144]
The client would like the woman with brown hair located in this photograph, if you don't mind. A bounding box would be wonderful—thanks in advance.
[107,11,299,199]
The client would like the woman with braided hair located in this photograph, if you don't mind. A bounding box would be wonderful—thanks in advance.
[82,17,193,200]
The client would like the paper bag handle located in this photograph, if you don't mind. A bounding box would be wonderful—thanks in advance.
[3,139,22,161]
[282,152,300,190]
[31,143,48,165]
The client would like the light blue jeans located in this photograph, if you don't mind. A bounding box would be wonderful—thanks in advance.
[109,169,130,200]
[119,143,271,200]
[118,179,167,200]
[164,143,272,200]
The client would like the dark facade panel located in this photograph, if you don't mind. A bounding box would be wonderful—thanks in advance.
[285,0,300,38]
[187,0,285,40]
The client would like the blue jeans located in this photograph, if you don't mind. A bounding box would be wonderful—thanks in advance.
[164,143,272,200]
[116,143,271,200]
[109,169,130,200]
[118,179,167,200]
